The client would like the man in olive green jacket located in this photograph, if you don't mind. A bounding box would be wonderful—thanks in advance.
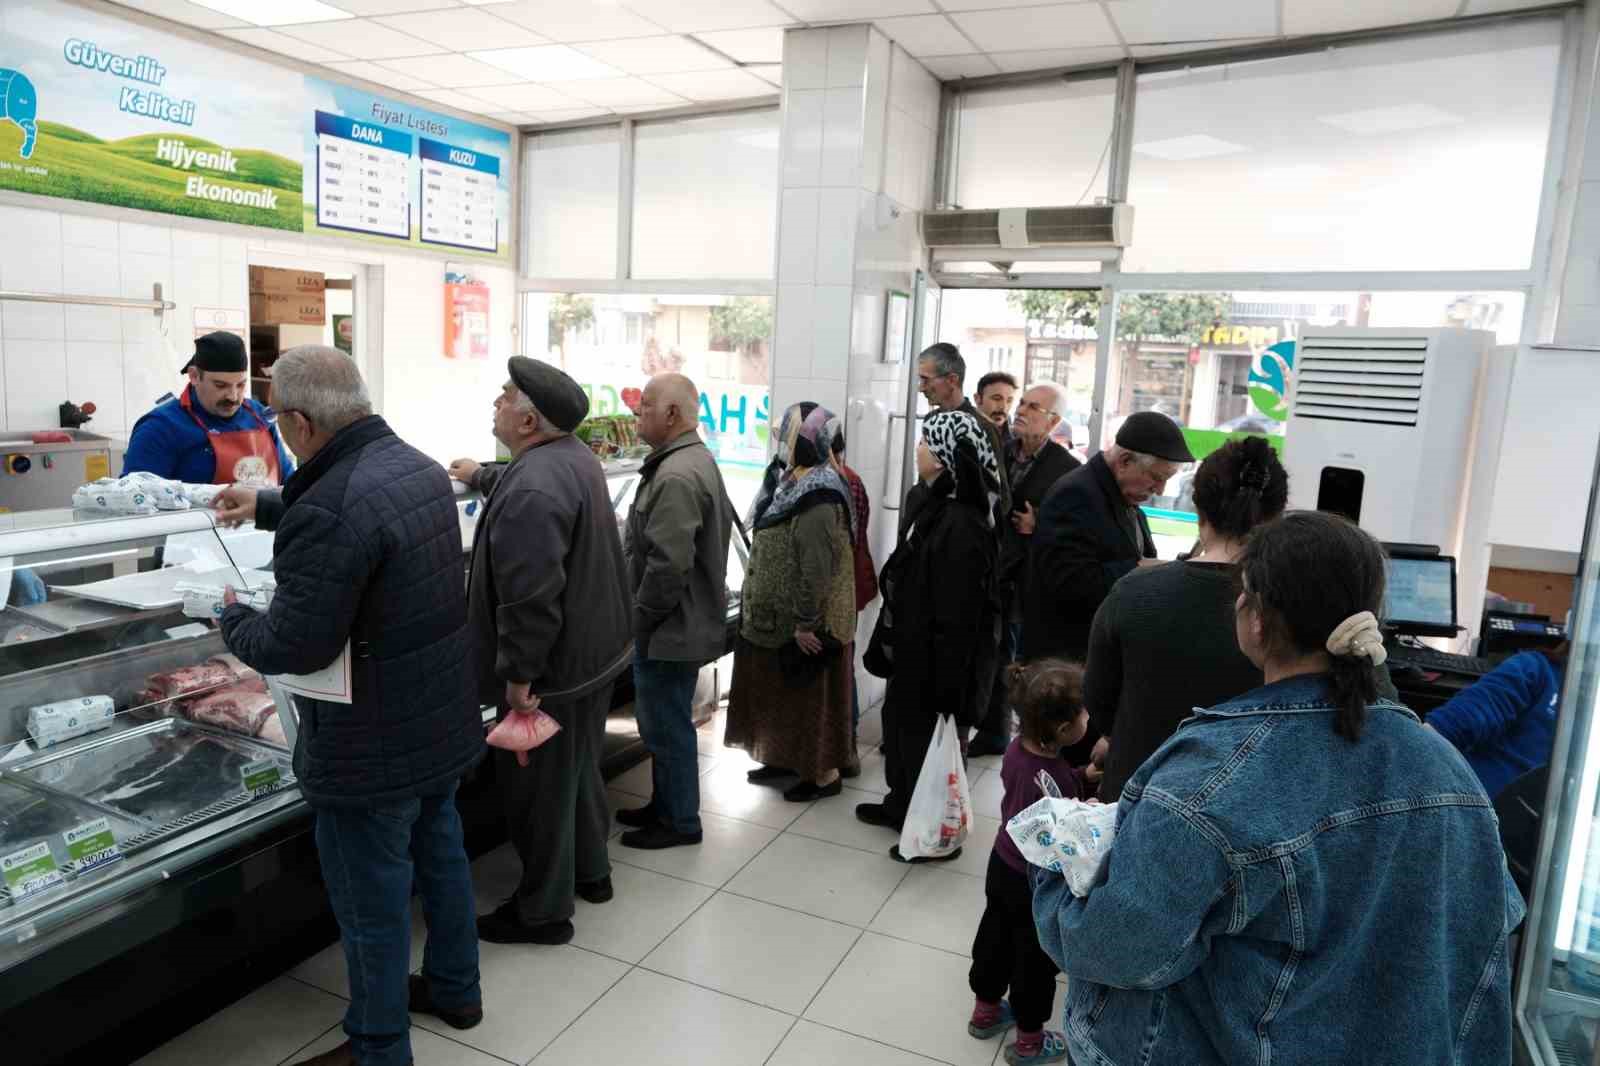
[617,374,735,850]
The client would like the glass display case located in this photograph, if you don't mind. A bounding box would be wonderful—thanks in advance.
[0,508,301,972]
[1517,441,1600,1065]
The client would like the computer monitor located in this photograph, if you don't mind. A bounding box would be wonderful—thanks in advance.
[1383,554,1458,637]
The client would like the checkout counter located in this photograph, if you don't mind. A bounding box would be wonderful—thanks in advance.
[0,463,743,1065]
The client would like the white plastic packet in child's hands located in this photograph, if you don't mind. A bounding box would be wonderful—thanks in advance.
[1005,797,1119,897]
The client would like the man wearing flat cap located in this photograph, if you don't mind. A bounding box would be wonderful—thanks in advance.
[461,358,633,946]
[1022,410,1193,666]
[122,331,293,485]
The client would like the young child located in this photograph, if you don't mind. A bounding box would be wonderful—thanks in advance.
[968,658,1092,1066]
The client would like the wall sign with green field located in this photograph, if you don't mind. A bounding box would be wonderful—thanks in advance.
[0,0,512,261]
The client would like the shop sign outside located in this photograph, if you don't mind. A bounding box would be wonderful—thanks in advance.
[580,381,771,468]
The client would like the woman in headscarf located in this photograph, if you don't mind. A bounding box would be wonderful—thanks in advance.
[725,402,858,802]
[857,409,1001,861]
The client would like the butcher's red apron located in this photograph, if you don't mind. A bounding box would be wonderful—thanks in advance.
[179,388,282,486]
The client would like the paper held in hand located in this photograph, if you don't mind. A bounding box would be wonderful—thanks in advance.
[270,641,353,704]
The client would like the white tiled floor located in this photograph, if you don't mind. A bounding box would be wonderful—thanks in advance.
[138,706,1032,1066]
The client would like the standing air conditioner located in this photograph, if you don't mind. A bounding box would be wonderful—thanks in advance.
[1281,327,1491,554]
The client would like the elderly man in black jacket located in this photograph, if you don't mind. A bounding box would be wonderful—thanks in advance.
[216,346,486,1066]
[461,358,633,947]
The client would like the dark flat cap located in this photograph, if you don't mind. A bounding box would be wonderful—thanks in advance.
[509,356,589,433]
[1116,410,1194,463]
[182,331,248,374]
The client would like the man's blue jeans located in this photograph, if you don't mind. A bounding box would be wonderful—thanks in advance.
[314,782,481,1066]
[632,654,704,835]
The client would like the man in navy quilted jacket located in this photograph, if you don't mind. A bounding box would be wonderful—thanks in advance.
[215,346,486,1066]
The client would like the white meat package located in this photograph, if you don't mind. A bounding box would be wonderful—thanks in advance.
[1005,797,1119,898]
[72,473,227,515]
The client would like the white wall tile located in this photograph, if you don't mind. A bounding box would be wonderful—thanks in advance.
[62,244,124,344]
[778,188,821,283]
[815,188,859,286]
[812,285,853,382]
[119,252,174,302]
[883,116,913,208]
[0,205,62,257]
[771,375,810,420]
[785,28,830,91]
[826,24,869,89]
[2,301,65,342]
[172,228,222,262]
[0,210,63,294]
[118,221,172,258]
[774,283,816,378]
[5,339,67,429]
[821,87,864,189]
[1556,303,1600,347]
[123,338,176,424]
[174,257,223,310]
[65,341,127,434]
[221,261,249,317]
[218,236,248,266]
[810,377,847,414]
[862,46,892,196]
[781,88,825,189]
[0,336,5,434]
[61,214,117,249]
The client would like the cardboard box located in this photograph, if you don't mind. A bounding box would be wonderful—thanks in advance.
[250,291,326,325]
[249,266,325,295]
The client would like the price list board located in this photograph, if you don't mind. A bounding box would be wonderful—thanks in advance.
[315,111,413,240]
[419,137,500,253]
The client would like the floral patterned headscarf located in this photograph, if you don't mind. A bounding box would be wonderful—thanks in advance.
[748,402,855,538]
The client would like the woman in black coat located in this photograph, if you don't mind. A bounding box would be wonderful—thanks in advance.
[857,409,1000,861]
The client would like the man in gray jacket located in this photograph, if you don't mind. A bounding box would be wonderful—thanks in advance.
[616,374,735,850]
[464,357,633,946]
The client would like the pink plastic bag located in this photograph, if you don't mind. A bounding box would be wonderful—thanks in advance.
[487,708,562,766]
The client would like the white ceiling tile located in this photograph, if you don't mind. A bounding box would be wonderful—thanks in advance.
[489,111,542,123]
[874,14,973,57]
[918,53,1001,79]
[779,0,934,19]
[989,44,1126,72]
[1128,37,1273,58]
[324,0,461,12]
[376,53,523,87]
[646,68,780,101]
[469,43,625,80]
[372,8,548,49]
[1133,133,1250,160]
[529,106,617,122]
[466,82,591,109]
[692,28,786,64]
[276,19,436,58]
[413,88,501,115]
[1106,0,1277,45]
[322,59,439,90]
[217,26,355,61]
[950,4,1119,53]
[563,75,688,106]
[576,35,733,75]
[108,0,250,28]
[747,63,784,85]
[1282,0,1457,35]
[620,0,796,34]
[939,0,1069,9]
[192,0,349,23]
[488,1,668,41]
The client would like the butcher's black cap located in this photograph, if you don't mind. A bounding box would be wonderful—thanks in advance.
[1115,411,1194,463]
[508,356,589,432]
[182,331,248,374]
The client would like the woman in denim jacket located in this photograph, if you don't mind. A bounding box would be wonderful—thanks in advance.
[1034,511,1525,1066]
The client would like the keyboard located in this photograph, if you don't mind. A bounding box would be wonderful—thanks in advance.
[1388,645,1496,678]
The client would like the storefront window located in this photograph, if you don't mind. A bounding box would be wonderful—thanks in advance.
[1121,19,1561,273]
[522,125,622,279]
[955,77,1118,210]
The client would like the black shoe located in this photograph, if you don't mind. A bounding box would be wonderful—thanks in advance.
[577,876,614,904]
[855,802,902,830]
[841,762,861,780]
[620,824,703,850]
[747,765,794,783]
[784,778,843,802]
[408,974,483,1030]
[890,844,963,865]
[615,803,657,829]
[477,906,574,945]
[966,735,1009,759]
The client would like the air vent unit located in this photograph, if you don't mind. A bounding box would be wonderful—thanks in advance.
[921,204,1133,262]
[1291,336,1428,426]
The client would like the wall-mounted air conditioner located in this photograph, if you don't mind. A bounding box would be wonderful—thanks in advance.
[921,204,1133,264]
[1282,327,1491,554]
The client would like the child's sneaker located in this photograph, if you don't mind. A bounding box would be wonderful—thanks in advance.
[967,998,1014,1039]
[1004,1029,1069,1065]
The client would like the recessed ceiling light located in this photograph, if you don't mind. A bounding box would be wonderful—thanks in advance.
[189,0,351,24]
[1132,134,1248,161]
[1318,104,1463,135]
[468,45,623,82]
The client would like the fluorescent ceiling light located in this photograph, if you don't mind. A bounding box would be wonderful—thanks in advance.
[469,45,624,81]
[190,0,351,24]
[1318,104,1464,135]
[1132,134,1248,160]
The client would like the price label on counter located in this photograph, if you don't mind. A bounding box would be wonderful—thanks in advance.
[62,818,122,873]
[241,758,282,795]
[1,841,64,900]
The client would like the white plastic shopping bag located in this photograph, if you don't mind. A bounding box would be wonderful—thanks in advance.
[897,715,973,860]
[1005,797,1119,897]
